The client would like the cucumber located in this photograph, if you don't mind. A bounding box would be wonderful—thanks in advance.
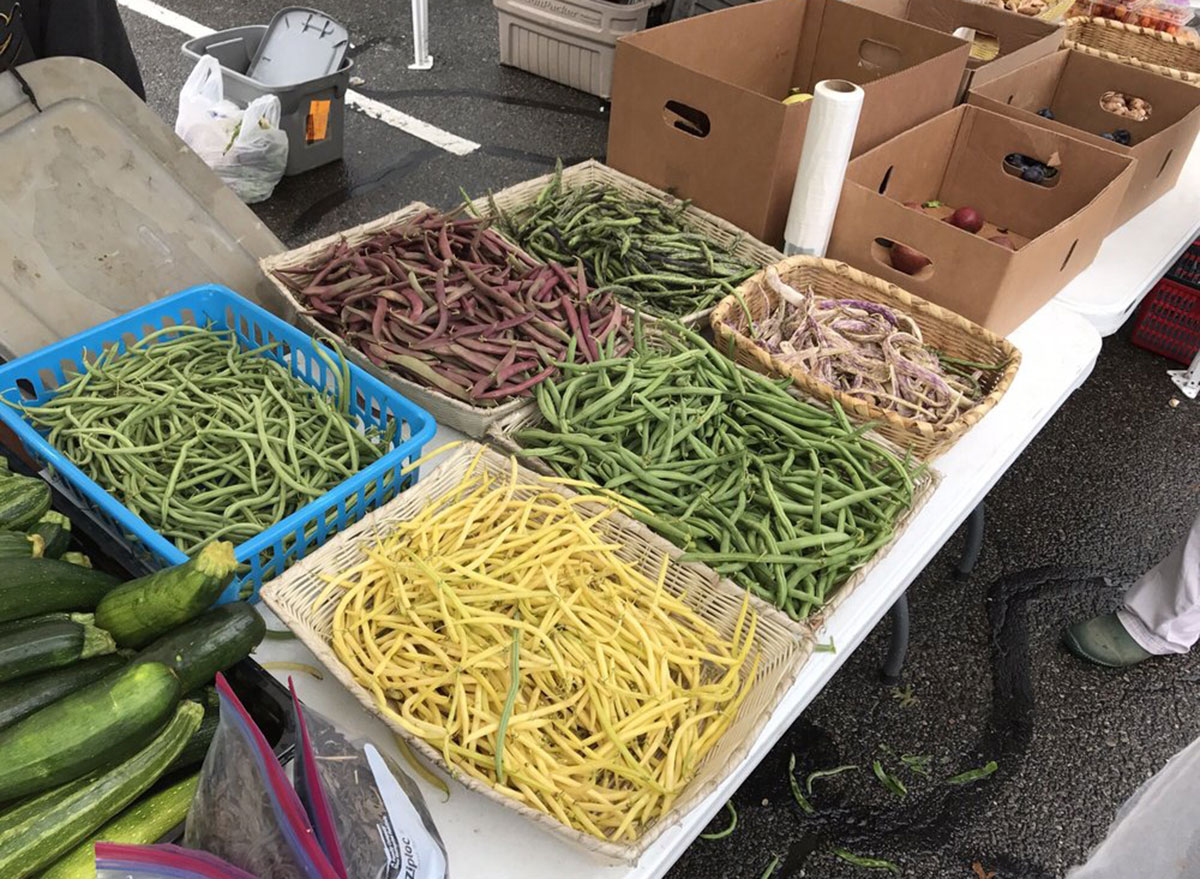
[40,772,201,879]
[29,511,71,559]
[135,602,265,693]
[0,530,43,559]
[95,542,238,649]
[0,653,127,731]
[0,701,201,879]
[0,558,121,622]
[0,474,50,532]
[0,661,180,802]
[0,617,116,683]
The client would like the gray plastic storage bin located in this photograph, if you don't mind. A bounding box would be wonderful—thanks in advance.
[182,26,352,175]
[494,0,659,98]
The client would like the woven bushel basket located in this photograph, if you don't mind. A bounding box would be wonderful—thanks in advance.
[1062,16,1200,84]
[260,442,811,862]
[709,256,1021,461]
[260,201,537,439]
[469,159,785,328]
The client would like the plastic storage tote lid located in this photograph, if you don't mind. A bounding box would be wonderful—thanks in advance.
[0,58,285,362]
[248,7,349,87]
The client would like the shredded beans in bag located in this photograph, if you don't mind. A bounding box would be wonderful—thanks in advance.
[289,680,448,879]
[185,674,340,879]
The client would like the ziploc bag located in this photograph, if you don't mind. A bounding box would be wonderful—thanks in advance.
[95,843,257,879]
[185,674,340,879]
[289,680,448,879]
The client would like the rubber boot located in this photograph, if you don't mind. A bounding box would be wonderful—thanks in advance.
[1063,612,1155,668]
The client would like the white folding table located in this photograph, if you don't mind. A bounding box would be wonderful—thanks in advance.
[256,133,1200,879]
[256,301,1102,879]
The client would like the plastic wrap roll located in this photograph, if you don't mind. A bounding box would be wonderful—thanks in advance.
[783,79,864,258]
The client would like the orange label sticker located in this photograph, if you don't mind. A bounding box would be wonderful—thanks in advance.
[306,100,331,143]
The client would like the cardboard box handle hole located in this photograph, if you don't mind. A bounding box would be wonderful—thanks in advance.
[662,101,710,138]
[872,237,934,280]
[857,39,901,75]
[1002,154,1060,188]
[1157,149,1174,178]
[1060,239,1078,273]
[877,165,893,195]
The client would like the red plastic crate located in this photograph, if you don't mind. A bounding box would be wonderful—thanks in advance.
[1131,278,1200,364]
[1165,238,1200,290]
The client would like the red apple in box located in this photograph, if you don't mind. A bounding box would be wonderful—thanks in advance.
[889,242,931,275]
[946,206,984,233]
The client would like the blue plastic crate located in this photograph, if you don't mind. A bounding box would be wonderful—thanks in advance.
[0,285,437,603]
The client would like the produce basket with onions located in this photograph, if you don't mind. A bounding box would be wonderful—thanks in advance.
[261,442,809,861]
[710,257,1021,460]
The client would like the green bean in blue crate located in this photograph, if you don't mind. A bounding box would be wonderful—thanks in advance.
[8,325,392,557]
[512,322,923,620]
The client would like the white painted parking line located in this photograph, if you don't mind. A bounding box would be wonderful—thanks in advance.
[117,0,481,156]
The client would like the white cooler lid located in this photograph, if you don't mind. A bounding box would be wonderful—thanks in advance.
[0,57,286,360]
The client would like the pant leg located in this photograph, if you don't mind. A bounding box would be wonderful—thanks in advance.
[28,0,146,99]
[1117,510,1200,655]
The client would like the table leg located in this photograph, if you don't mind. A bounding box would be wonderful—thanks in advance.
[954,502,986,580]
[879,593,909,685]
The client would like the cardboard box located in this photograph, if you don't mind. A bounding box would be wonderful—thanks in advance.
[857,0,1063,98]
[605,0,970,247]
[827,104,1135,334]
[967,49,1200,228]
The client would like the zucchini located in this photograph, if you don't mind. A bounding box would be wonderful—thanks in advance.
[95,542,238,649]
[135,602,265,693]
[0,661,180,801]
[167,703,219,773]
[0,653,126,731]
[29,511,71,559]
[0,617,116,683]
[0,701,201,879]
[40,771,201,879]
[62,552,92,567]
[0,530,43,559]
[0,473,50,532]
[0,611,92,638]
[0,558,121,622]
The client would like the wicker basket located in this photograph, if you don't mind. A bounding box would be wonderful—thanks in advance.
[1062,16,1200,83]
[259,202,536,439]
[468,159,785,327]
[710,257,1021,461]
[488,367,940,627]
[261,443,810,862]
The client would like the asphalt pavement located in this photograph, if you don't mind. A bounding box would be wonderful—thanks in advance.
[117,3,1200,876]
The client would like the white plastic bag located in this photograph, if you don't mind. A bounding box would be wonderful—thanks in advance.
[175,55,289,204]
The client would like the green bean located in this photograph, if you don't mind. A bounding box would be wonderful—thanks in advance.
[7,326,390,556]
[483,160,762,319]
[514,321,920,617]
